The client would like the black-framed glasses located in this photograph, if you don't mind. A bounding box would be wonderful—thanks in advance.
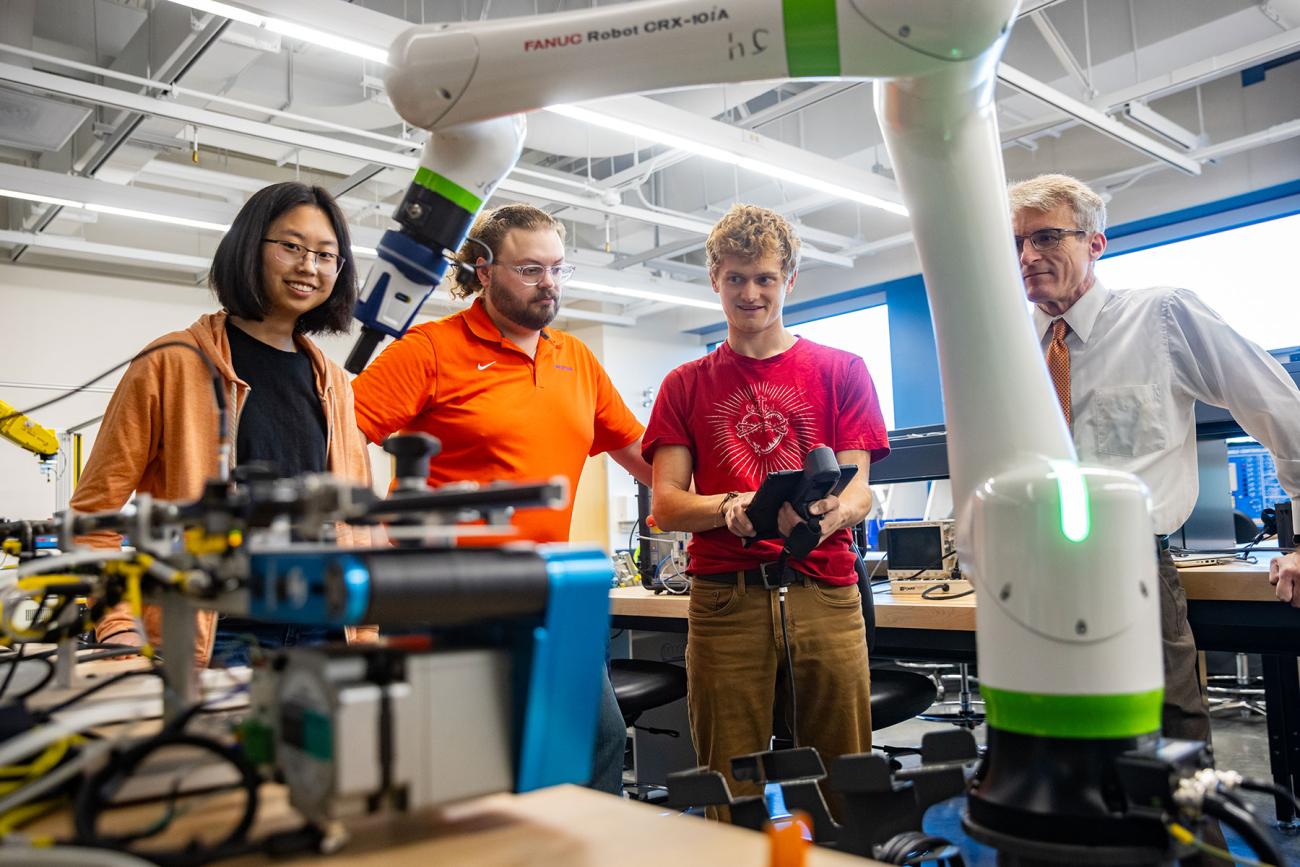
[491,262,577,286]
[1014,228,1087,253]
[263,239,345,275]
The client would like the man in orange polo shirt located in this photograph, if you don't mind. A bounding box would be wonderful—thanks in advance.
[352,203,652,795]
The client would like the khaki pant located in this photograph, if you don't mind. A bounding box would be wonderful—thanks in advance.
[1157,548,1228,864]
[1157,548,1212,743]
[685,574,872,819]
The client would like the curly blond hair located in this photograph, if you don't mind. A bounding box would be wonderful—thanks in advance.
[448,203,566,299]
[705,204,801,279]
[1008,173,1108,236]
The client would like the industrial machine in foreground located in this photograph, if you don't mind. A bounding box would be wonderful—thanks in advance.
[1,433,612,852]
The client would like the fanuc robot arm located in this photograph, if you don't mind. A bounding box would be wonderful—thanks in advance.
[349,1,1196,859]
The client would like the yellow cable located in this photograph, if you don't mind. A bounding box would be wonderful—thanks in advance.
[0,798,63,835]
[0,735,82,778]
[1166,823,1273,867]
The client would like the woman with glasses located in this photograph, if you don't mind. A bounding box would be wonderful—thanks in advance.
[72,181,377,667]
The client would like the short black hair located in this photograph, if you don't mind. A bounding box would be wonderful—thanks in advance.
[209,182,358,335]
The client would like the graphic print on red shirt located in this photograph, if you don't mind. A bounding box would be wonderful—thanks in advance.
[707,382,817,481]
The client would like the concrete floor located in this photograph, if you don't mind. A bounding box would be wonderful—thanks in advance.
[871,689,1299,866]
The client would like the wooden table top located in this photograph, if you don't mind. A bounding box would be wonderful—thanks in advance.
[610,560,1279,633]
[29,783,880,866]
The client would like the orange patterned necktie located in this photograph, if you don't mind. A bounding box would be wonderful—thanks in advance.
[1047,318,1071,426]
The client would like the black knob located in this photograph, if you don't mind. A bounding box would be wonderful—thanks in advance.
[232,461,280,483]
[383,433,441,481]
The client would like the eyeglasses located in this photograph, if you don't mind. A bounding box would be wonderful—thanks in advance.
[263,239,345,275]
[491,262,577,286]
[1013,228,1087,253]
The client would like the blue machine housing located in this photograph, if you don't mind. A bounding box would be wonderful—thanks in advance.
[245,544,613,793]
[514,545,613,791]
[246,549,370,625]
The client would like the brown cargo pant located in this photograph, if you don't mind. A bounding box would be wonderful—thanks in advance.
[1158,547,1230,863]
[1157,548,1212,743]
[685,573,872,820]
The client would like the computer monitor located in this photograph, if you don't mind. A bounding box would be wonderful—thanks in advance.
[1227,440,1285,521]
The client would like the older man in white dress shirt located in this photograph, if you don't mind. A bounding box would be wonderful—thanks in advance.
[1008,173,1300,744]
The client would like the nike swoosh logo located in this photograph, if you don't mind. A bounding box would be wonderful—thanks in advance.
[477,362,496,371]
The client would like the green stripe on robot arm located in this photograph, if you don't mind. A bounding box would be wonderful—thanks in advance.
[413,167,483,213]
[783,0,840,77]
[982,686,1163,739]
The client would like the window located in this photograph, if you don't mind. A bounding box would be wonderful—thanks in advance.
[790,305,894,430]
[1095,212,1300,353]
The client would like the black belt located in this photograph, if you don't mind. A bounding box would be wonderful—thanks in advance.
[693,561,811,590]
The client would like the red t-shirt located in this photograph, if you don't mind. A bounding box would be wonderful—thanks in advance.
[642,338,890,585]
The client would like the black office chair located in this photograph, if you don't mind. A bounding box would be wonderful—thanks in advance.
[609,658,688,729]
[610,658,689,800]
[916,663,984,728]
[855,544,942,732]
[870,667,941,730]
[1233,510,1260,544]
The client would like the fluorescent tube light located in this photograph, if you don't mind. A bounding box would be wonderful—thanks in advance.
[163,0,389,65]
[83,203,229,232]
[568,278,722,311]
[0,188,83,209]
[0,190,230,232]
[547,104,909,217]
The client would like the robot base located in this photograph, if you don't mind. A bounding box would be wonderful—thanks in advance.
[963,728,1179,866]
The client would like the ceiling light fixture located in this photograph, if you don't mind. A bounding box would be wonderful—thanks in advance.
[547,104,909,217]
[0,189,230,232]
[2,191,392,262]
[0,188,83,210]
[163,0,389,65]
[567,278,722,312]
[83,203,230,233]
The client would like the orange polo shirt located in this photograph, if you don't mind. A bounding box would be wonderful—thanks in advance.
[352,297,643,544]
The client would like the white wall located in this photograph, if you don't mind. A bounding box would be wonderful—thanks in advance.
[0,261,392,521]
[566,321,705,552]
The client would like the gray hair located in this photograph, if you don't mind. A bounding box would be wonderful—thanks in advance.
[1008,173,1107,236]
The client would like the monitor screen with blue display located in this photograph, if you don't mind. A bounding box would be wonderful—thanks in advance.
[1227,440,1285,521]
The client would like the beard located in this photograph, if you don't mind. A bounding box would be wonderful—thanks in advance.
[486,282,560,331]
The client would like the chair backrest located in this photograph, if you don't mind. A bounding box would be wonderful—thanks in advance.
[852,539,877,655]
[1232,510,1258,545]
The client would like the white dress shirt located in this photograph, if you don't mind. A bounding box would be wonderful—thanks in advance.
[1033,282,1300,535]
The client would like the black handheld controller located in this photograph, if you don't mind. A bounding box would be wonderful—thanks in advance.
[782,446,843,558]
[742,445,856,559]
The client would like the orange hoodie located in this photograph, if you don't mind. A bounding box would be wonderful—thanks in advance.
[71,311,377,667]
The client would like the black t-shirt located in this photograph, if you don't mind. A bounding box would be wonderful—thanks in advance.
[227,321,327,478]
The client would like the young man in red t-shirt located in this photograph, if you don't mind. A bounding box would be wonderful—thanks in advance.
[643,204,890,814]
